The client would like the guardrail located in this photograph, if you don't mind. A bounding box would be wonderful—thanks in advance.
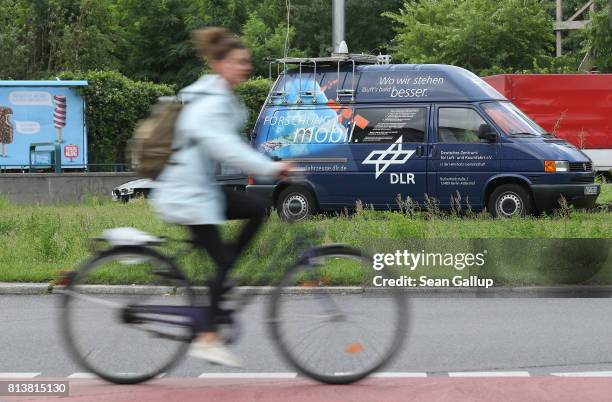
[0,164,132,173]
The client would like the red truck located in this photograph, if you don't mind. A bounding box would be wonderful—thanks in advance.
[482,74,612,173]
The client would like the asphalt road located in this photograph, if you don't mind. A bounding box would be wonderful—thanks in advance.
[2,294,612,378]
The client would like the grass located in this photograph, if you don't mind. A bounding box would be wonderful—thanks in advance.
[0,185,610,286]
[598,180,612,203]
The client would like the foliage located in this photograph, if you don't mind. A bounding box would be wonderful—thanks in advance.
[0,0,120,79]
[1,0,608,82]
[112,0,204,88]
[235,78,273,139]
[241,13,302,77]
[289,0,403,57]
[345,0,404,55]
[478,55,581,76]
[55,71,174,165]
[50,71,269,160]
[0,0,31,79]
[1,0,610,166]
[583,0,612,72]
[385,0,556,75]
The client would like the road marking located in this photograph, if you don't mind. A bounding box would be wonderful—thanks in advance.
[0,372,41,378]
[67,372,165,379]
[449,371,531,377]
[67,372,97,379]
[198,373,298,379]
[17,371,612,379]
[552,371,612,377]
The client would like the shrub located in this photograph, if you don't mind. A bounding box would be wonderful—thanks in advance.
[235,78,273,140]
[56,71,175,165]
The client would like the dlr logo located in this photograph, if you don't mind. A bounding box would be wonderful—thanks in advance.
[390,173,415,184]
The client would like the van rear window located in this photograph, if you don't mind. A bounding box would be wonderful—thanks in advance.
[350,108,427,143]
[264,108,350,144]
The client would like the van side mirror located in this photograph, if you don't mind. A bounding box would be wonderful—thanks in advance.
[478,124,497,143]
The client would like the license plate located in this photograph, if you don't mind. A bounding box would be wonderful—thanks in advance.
[584,185,598,195]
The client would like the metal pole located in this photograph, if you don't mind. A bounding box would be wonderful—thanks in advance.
[556,0,562,57]
[332,0,345,53]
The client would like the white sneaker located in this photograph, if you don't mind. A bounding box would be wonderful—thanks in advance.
[188,339,242,368]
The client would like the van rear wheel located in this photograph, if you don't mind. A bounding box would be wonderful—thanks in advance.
[276,186,317,221]
[488,184,532,218]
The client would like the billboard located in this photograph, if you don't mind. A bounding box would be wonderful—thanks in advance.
[0,81,87,169]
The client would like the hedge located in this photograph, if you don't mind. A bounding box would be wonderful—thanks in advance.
[57,71,272,165]
[235,78,273,140]
[56,71,175,166]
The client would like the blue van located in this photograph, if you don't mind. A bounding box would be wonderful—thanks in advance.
[246,57,600,220]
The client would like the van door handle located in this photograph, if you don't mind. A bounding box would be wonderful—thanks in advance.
[429,144,437,157]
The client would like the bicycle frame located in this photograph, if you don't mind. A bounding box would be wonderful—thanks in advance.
[60,224,332,340]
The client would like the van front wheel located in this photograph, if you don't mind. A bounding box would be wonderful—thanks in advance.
[276,186,317,221]
[488,184,532,218]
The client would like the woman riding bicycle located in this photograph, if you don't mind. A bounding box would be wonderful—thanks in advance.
[151,27,291,368]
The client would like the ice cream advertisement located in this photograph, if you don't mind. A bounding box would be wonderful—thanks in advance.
[0,84,86,168]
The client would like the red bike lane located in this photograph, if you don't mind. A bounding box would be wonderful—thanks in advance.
[3,377,612,402]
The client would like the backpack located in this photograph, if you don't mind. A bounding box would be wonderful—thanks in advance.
[129,97,183,180]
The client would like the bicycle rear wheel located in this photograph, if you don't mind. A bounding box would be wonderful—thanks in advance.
[61,246,195,384]
[269,245,408,384]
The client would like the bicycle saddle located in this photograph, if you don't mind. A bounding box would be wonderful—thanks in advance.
[100,227,165,246]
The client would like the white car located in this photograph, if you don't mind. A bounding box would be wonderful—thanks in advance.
[112,164,248,202]
[112,178,157,201]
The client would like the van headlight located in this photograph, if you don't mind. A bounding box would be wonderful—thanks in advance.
[544,160,569,172]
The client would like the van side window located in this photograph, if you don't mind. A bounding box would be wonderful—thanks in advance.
[350,108,427,143]
[438,108,487,143]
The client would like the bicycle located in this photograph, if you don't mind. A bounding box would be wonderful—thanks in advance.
[59,221,408,385]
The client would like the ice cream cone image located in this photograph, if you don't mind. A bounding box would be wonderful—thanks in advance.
[53,95,66,143]
[0,106,14,158]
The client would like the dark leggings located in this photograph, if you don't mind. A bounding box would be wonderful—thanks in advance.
[188,188,268,331]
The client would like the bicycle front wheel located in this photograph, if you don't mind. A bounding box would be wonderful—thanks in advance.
[61,246,195,384]
[269,245,409,384]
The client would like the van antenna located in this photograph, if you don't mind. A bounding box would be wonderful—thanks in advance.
[284,0,291,58]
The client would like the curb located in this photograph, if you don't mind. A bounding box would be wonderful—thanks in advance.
[2,282,612,297]
[0,283,52,295]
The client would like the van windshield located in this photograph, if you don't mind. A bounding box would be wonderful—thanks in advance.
[481,102,547,136]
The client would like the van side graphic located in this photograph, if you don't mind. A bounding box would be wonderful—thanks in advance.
[248,63,600,220]
[361,136,415,179]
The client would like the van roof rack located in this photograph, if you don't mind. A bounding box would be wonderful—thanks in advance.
[268,53,390,105]
[275,53,381,65]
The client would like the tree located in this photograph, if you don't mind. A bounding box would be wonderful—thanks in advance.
[385,0,556,74]
[583,0,612,71]
[290,0,332,56]
[241,13,302,77]
[0,0,118,79]
[113,0,203,88]
[345,0,403,54]
[53,0,120,72]
[0,0,30,79]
